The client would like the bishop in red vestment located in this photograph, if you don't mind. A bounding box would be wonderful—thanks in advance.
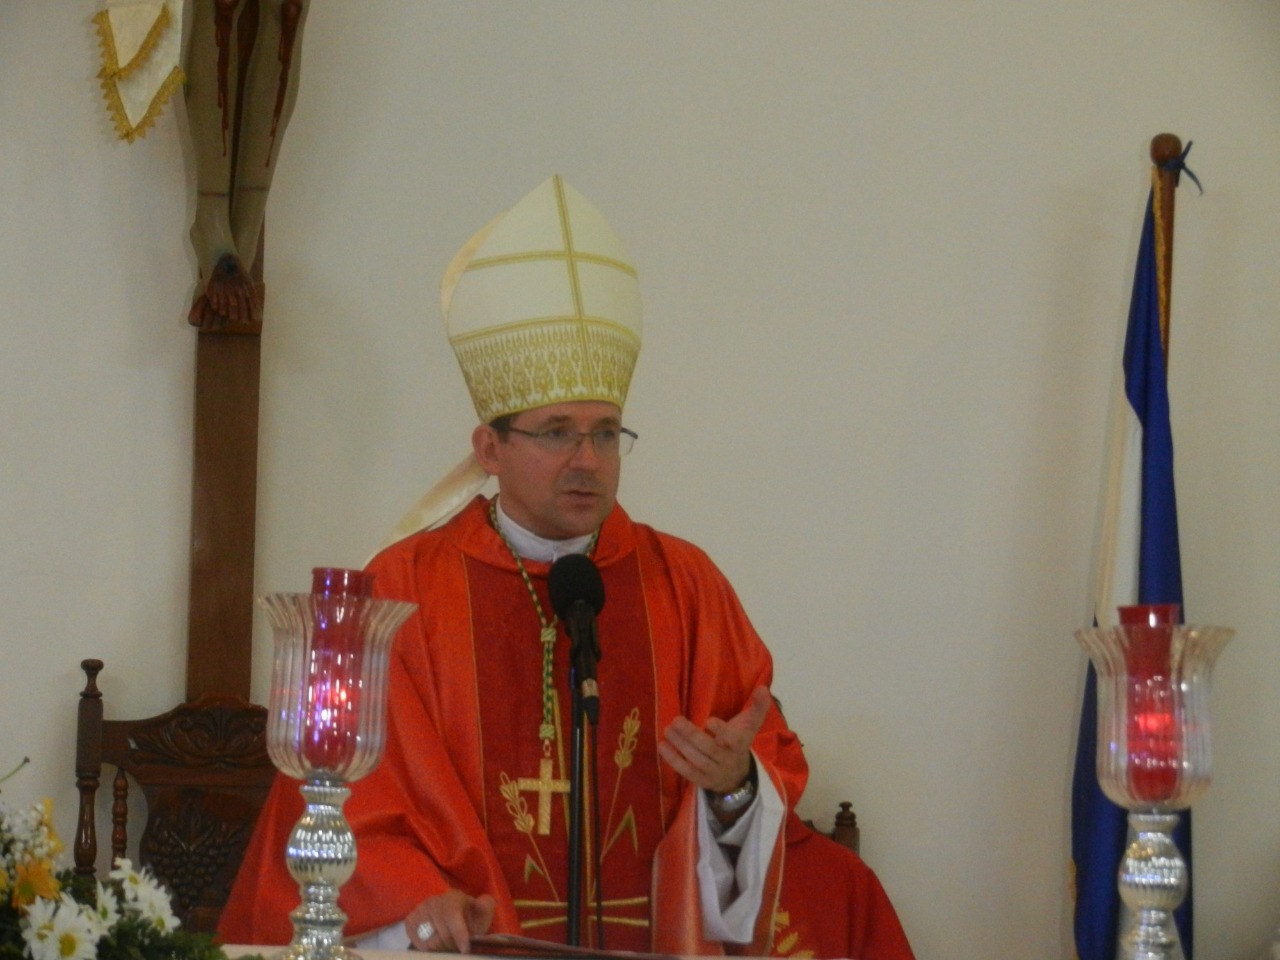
[220,496,912,958]
[222,494,796,949]
[221,175,912,959]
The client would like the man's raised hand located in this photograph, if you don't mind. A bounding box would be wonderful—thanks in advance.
[658,685,771,793]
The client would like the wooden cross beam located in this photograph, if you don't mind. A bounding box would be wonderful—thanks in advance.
[182,0,307,700]
[187,324,261,700]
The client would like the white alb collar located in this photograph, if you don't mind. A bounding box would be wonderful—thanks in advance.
[493,499,594,563]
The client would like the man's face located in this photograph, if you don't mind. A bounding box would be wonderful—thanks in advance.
[473,400,624,540]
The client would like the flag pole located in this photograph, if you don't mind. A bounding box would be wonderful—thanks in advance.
[1073,134,1195,960]
[1150,133,1183,369]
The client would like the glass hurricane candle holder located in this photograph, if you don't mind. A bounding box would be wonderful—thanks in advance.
[259,568,416,960]
[1076,604,1233,960]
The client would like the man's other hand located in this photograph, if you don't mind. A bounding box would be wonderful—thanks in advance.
[405,889,496,953]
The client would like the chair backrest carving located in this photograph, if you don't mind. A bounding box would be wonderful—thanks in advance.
[74,658,277,934]
[830,800,860,853]
[805,800,861,854]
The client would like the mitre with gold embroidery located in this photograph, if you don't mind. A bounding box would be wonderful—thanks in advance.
[379,175,642,547]
[443,175,643,423]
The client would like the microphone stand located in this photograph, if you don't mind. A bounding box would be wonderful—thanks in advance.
[565,606,600,947]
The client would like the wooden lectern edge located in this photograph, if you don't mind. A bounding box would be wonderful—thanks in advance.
[221,944,725,960]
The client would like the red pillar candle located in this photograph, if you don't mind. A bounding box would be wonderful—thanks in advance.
[1118,604,1182,804]
[304,568,374,772]
[311,567,373,598]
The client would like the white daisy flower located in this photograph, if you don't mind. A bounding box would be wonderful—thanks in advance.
[20,895,59,960]
[132,879,181,932]
[91,880,121,937]
[48,895,99,960]
[108,858,145,903]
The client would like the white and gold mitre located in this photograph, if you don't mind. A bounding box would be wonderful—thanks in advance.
[442,175,643,423]
[375,177,641,548]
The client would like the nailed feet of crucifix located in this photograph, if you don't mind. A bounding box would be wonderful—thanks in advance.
[187,247,261,332]
[184,0,309,334]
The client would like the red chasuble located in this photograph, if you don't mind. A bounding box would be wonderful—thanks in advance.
[772,814,915,960]
[220,498,910,958]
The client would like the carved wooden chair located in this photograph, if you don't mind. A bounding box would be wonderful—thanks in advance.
[826,800,860,853]
[771,695,861,854]
[73,658,277,934]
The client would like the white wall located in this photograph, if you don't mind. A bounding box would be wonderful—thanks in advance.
[3,3,1279,958]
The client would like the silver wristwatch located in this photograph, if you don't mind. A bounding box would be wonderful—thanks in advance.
[708,758,758,817]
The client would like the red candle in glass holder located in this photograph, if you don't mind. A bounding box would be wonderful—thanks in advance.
[1118,603,1182,804]
[304,568,374,772]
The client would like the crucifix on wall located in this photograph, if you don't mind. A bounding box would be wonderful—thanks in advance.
[185,0,310,701]
[95,0,311,699]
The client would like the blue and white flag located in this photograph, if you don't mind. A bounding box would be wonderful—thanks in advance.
[1071,147,1197,960]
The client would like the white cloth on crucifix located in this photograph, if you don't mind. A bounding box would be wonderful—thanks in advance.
[93,0,185,141]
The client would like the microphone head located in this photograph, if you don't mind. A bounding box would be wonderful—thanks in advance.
[548,553,605,619]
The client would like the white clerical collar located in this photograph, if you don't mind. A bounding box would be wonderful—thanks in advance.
[493,499,594,563]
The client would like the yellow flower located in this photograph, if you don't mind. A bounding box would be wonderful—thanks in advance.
[12,857,61,910]
[38,798,63,856]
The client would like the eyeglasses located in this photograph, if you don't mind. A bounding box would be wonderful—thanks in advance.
[504,425,638,457]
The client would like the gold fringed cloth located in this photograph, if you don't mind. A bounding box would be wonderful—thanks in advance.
[93,0,185,142]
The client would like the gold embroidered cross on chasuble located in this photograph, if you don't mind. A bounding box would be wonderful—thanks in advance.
[511,757,570,836]
[470,551,662,948]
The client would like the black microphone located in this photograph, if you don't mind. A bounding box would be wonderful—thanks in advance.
[549,554,605,724]
[549,554,607,946]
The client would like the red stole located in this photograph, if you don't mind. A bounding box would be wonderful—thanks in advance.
[470,551,663,950]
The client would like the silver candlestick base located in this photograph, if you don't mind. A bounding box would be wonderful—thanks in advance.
[259,576,416,960]
[1117,810,1187,960]
[278,777,360,960]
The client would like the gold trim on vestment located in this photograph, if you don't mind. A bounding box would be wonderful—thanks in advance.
[771,910,817,959]
[499,687,651,937]
[515,757,571,836]
[516,912,650,931]
[513,896,652,930]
